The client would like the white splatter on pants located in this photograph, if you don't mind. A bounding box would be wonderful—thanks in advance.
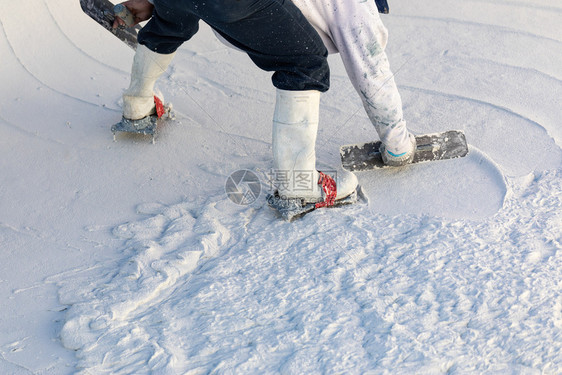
[292,0,412,153]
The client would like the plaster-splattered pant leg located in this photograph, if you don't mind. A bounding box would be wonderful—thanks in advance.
[293,0,411,154]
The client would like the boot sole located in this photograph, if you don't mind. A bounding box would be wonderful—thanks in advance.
[266,188,360,222]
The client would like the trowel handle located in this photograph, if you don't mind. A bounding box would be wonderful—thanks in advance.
[113,4,135,27]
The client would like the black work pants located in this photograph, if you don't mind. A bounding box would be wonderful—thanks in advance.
[138,0,330,92]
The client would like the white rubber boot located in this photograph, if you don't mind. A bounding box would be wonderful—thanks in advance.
[272,89,358,204]
[123,45,175,120]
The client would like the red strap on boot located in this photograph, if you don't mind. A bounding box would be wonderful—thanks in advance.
[154,96,165,118]
[315,171,337,208]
